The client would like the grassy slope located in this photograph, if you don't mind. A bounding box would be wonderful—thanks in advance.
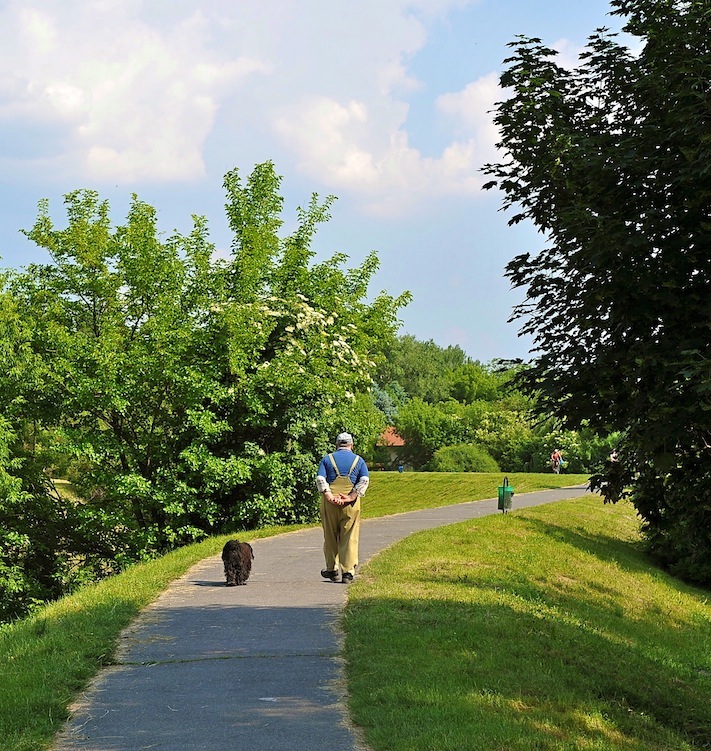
[344,496,711,750]
[3,472,709,750]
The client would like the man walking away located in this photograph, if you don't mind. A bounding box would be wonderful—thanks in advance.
[316,432,369,583]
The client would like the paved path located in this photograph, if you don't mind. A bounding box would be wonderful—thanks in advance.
[53,485,589,751]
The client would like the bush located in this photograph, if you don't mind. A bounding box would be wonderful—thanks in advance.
[633,454,711,585]
[427,444,499,473]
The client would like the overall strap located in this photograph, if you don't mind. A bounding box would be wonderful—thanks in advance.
[327,454,339,474]
[346,455,359,476]
[327,453,360,478]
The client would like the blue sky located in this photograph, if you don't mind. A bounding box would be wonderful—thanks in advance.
[0,0,628,363]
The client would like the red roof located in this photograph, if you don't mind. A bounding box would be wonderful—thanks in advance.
[379,427,405,447]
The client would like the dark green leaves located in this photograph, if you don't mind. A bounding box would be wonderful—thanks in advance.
[484,0,711,583]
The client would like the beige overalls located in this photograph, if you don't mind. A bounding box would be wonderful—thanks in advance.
[321,454,361,574]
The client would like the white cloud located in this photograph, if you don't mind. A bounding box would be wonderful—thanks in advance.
[0,2,268,181]
[43,82,87,119]
[275,97,378,188]
[259,1,496,215]
[436,70,501,160]
[17,7,57,55]
[549,37,586,70]
[437,72,499,131]
[274,67,501,216]
[0,0,496,210]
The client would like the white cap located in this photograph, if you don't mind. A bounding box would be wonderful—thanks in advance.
[336,432,353,446]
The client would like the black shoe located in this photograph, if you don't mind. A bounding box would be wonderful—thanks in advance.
[341,572,354,583]
[321,569,339,581]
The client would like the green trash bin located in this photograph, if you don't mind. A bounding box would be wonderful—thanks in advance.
[497,476,514,513]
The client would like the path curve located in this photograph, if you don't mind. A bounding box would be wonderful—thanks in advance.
[53,485,590,751]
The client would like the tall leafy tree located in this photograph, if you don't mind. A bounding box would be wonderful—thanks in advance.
[0,162,409,620]
[376,335,469,403]
[204,163,409,527]
[484,0,711,582]
[449,361,515,405]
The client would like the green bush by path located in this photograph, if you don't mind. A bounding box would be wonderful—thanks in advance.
[427,443,500,473]
[344,497,711,750]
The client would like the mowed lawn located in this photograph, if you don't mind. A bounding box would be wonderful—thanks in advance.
[363,471,590,518]
[3,472,710,750]
[344,495,711,751]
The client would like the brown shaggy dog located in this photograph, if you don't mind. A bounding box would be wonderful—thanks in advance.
[221,540,254,586]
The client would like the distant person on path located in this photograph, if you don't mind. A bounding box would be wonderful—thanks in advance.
[551,448,563,474]
[316,432,370,583]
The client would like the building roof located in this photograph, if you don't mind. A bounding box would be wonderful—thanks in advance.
[378,426,405,447]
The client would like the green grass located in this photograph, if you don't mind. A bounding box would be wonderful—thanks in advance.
[344,496,711,750]
[0,524,307,751]
[5,471,709,751]
[364,471,589,518]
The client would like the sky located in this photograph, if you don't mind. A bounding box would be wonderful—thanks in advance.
[0,0,629,363]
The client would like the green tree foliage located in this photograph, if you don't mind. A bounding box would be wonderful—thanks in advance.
[0,162,408,619]
[389,355,538,470]
[0,282,123,621]
[0,416,52,620]
[394,388,522,471]
[376,335,468,403]
[428,443,499,473]
[449,361,511,404]
[374,337,613,473]
[483,0,711,582]
[394,398,470,468]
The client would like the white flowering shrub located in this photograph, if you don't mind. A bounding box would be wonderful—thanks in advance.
[0,163,409,617]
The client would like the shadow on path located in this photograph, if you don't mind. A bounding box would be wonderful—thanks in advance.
[53,486,590,751]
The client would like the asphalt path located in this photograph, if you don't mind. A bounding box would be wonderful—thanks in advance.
[53,484,590,751]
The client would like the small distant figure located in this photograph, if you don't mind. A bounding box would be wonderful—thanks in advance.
[610,449,619,462]
[551,448,563,474]
[222,540,254,586]
[397,464,404,473]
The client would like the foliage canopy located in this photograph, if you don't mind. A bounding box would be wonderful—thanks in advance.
[0,162,409,620]
[484,0,711,582]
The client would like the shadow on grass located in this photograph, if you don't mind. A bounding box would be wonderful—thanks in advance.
[516,515,652,576]
[513,513,710,601]
[345,591,711,750]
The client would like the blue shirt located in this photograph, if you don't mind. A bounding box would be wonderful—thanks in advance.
[317,448,369,494]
